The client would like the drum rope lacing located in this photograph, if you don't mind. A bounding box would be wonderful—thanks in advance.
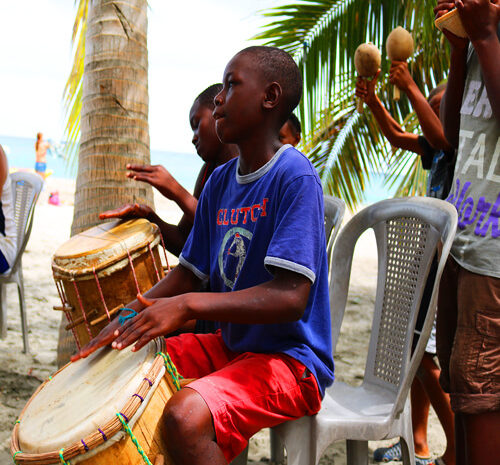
[116,413,154,465]
[159,233,170,271]
[59,448,70,465]
[54,280,81,350]
[92,266,111,321]
[157,351,184,391]
[148,243,161,282]
[72,280,93,339]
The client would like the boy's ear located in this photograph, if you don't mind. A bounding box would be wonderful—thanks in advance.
[263,82,282,110]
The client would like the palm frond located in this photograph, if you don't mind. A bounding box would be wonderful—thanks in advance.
[62,0,90,172]
[256,0,450,208]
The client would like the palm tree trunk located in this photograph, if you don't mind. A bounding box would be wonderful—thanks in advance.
[71,0,153,235]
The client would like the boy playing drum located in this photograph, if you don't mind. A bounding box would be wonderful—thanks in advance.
[72,46,334,465]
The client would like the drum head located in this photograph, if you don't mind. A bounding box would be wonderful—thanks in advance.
[52,219,160,275]
[18,339,162,454]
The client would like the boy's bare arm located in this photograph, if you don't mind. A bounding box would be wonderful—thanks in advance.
[457,0,500,122]
[127,163,198,223]
[390,61,452,150]
[110,268,312,352]
[356,73,422,154]
[71,264,202,361]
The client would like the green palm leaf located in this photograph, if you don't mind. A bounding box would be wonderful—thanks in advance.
[256,0,450,208]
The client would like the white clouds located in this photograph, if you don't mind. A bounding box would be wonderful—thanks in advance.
[0,0,282,153]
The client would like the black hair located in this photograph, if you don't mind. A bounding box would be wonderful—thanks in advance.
[287,113,302,135]
[194,83,223,110]
[427,82,447,102]
[238,46,302,120]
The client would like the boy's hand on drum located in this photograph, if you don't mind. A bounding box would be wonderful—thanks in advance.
[111,293,190,352]
[70,296,148,361]
[99,203,156,222]
[126,164,181,201]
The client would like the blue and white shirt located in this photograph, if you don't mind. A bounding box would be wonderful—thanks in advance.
[180,144,334,395]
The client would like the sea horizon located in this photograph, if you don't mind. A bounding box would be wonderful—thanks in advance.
[1,134,395,204]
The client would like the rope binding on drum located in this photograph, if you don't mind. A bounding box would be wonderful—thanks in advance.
[12,450,22,463]
[156,351,183,391]
[59,448,71,464]
[116,412,153,465]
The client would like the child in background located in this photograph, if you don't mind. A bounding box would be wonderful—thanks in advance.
[34,132,50,178]
[100,84,237,257]
[279,112,302,146]
[72,45,334,465]
[434,1,500,464]
[356,62,455,465]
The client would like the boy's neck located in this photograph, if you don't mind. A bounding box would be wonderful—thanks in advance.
[237,134,283,176]
[215,145,238,167]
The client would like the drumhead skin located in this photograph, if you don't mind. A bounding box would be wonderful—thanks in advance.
[52,219,161,276]
[18,340,162,454]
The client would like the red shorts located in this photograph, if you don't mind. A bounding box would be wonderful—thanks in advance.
[165,331,322,462]
[437,256,500,414]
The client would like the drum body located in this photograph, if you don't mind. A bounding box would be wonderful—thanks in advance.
[52,219,165,350]
[11,339,178,464]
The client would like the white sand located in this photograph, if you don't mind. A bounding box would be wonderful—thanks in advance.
[0,179,446,464]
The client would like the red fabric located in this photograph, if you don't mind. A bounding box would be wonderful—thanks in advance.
[166,330,322,462]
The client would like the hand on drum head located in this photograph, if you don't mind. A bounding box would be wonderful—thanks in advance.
[70,295,148,361]
[99,203,155,221]
[111,293,190,353]
[126,163,180,201]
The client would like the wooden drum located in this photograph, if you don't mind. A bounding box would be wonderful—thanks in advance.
[11,339,178,464]
[52,219,166,351]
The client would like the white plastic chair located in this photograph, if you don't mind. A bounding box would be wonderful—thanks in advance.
[233,195,346,465]
[0,171,43,353]
[271,197,457,465]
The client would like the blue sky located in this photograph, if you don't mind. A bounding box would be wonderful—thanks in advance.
[0,0,284,154]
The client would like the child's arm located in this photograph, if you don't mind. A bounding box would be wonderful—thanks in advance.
[389,61,452,151]
[435,1,473,147]
[71,263,203,360]
[127,164,198,223]
[457,0,500,122]
[356,72,422,154]
[110,267,311,352]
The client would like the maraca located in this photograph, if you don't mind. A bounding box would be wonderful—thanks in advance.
[386,27,414,101]
[354,42,381,113]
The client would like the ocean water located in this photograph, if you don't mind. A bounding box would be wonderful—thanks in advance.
[0,134,394,204]
[0,134,204,193]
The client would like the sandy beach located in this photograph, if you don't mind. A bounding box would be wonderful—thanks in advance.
[0,177,447,464]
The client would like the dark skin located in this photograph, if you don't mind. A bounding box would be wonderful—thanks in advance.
[435,0,500,147]
[99,100,237,257]
[355,65,450,154]
[434,2,500,465]
[72,51,311,465]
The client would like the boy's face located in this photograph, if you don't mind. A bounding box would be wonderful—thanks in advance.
[189,100,223,163]
[279,121,301,147]
[213,52,267,144]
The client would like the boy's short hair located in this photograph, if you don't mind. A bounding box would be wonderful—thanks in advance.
[238,46,302,120]
[194,83,223,110]
[287,113,302,135]
[427,82,447,102]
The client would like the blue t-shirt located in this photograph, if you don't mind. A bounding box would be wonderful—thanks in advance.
[179,144,334,396]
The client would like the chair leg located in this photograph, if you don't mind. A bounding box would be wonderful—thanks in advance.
[270,428,285,464]
[0,283,7,339]
[346,440,368,465]
[17,278,29,354]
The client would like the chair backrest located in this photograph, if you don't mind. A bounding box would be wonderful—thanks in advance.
[8,171,43,272]
[323,195,345,265]
[329,197,457,417]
